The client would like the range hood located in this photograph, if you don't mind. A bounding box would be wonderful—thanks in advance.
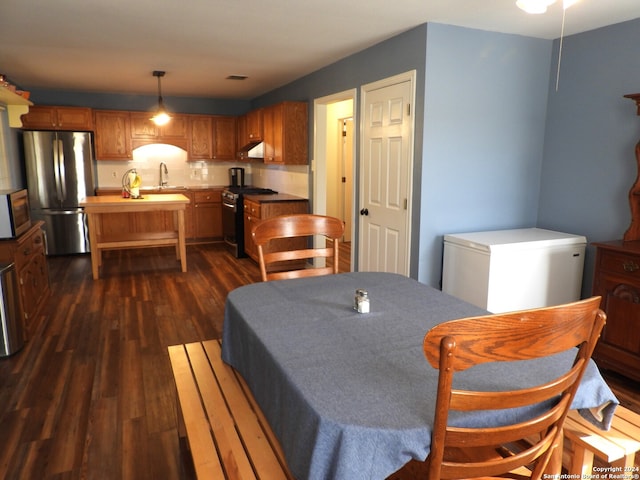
[246,142,264,159]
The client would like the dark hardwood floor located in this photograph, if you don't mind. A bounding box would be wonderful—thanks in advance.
[0,241,638,478]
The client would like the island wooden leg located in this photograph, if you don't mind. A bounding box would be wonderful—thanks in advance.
[86,212,100,280]
[177,209,187,272]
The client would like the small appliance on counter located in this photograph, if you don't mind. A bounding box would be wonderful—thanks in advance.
[229,167,245,188]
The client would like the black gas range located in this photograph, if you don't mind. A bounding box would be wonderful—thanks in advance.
[221,186,278,258]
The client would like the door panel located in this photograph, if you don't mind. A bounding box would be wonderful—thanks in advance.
[359,75,414,275]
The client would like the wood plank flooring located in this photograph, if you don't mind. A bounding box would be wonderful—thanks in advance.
[0,242,638,479]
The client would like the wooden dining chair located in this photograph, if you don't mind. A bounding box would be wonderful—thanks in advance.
[421,296,606,480]
[251,214,345,282]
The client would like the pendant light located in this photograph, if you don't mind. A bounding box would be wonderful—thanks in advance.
[151,70,171,126]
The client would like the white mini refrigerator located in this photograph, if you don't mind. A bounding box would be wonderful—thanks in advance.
[442,228,586,313]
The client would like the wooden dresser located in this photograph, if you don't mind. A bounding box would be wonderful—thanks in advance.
[592,93,640,380]
[0,221,50,337]
[591,240,640,381]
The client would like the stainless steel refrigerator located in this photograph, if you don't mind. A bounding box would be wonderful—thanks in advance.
[23,131,96,255]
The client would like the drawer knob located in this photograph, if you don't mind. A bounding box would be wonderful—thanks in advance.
[623,261,639,272]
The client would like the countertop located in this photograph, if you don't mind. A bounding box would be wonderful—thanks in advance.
[80,193,190,208]
[243,193,308,202]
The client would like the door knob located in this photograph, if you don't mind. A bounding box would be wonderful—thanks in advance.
[360,208,369,216]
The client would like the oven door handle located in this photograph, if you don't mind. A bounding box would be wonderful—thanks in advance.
[222,200,236,212]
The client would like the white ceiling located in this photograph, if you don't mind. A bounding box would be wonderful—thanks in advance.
[1,0,639,100]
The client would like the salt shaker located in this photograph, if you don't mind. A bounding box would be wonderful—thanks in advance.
[354,289,370,313]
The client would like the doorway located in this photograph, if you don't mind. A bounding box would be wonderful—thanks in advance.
[313,90,357,270]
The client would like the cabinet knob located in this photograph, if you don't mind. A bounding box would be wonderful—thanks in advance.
[623,261,639,272]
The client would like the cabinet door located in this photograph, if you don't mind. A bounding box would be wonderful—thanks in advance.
[189,115,213,160]
[161,114,189,141]
[263,103,283,164]
[193,190,222,239]
[94,111,132,160]
[20,106,57,129]
[130,112,159,139]
[212,116,237,160]
[246,108,263,143]
[55,107,93,130]
[243,200,260,260]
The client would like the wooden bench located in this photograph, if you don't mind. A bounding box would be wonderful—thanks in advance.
[564,405,640,476]
[168,340,294,480]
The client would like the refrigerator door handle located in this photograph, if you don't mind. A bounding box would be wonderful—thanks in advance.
[57,139,67,201]
[52,138,63,203]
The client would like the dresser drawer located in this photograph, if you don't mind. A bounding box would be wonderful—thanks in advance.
[598,249,640,276]
[15,228,45,268]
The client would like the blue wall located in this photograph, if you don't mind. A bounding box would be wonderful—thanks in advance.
[25,89,250,116]
[539,18,640,295]
[419,24,552,286]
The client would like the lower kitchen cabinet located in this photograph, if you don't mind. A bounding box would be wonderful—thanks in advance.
[243,196,309,263]
[192,190,223,240]
[591,240,640,381]
[0,222,50,337]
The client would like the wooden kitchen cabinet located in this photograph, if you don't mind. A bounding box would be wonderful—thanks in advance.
[21,105,93,131]
[591,241,640,381]
[0,222,50,337]
[94,110,132,160]
[212,116,237,160]
[243,197,309,263]
[130,112,189,150]
[193,189,223,239]
[188,115,236,161]
[245,108,263,145]
[262,101,308,165]
[189,115,213,159]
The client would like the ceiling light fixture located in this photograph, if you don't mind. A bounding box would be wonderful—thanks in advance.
[151,70,171,126]
[516,0,581,91]
[516,0,580,14]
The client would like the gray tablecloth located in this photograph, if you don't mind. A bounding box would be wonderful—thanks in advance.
[221,272,618,480]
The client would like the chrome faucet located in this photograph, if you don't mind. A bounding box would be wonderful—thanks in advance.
[159,162,168,187]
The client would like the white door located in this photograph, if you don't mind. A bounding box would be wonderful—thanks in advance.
[359,72,415,275]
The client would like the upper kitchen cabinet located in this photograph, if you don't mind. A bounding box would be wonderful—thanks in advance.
[130,112,189,150]
[188,115,236,161]
[21,105,93,131]
[189,115,213,160]
[263,101,308,165]
[94,110,132,160]
[237,108,263,150]
[212,116,237,161]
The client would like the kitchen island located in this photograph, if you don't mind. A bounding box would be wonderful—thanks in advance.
[80,194,190,279]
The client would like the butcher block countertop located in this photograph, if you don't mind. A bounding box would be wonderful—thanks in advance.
[243,192,307,202]
[81,193,190,210]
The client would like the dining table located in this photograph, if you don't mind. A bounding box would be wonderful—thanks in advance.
[221,272,618,480]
